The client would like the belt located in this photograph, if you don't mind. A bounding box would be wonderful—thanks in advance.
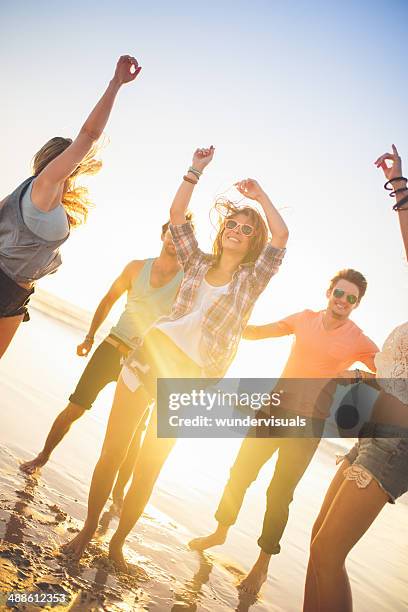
[105,335,133,356]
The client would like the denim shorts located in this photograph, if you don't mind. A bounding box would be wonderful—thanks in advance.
[341,423,408,503]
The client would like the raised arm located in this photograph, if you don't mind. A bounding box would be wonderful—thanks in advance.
[375,144,408,261]
[77,260,143,356]
[170,146,215,224]
[234,179,289,248]
[243,320,292,340]
[33,55,141,212]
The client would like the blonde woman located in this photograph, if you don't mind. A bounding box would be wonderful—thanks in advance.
[0,55,141,358]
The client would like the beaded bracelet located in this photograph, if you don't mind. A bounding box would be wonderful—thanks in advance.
[384,176,407,190]
[188,165,203,176]
[188,168,201,180]
[393,194,408,211]
[183,175,198,185]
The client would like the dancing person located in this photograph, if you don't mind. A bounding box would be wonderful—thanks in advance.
[189,269,378,595]
[20,220,186,512]
[62,145,289,567]
[0,55,141,359]
[303,145,408,612]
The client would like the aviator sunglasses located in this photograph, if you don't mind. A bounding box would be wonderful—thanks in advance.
[224,219,255,237]
[333,288,358,305]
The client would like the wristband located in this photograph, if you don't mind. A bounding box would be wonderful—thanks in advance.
[85,334,94,342]
[384,177,407,190]
[183,175,198,185]
[188,166,203,177]
[393,194,408,211]
[188,169,201,180]
[389,187,408,197]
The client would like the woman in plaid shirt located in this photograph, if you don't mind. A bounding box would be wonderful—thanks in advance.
[63,146,289,567]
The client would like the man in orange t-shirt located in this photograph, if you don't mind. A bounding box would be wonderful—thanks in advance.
[189,268,379,595]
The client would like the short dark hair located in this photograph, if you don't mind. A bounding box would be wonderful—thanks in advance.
[328,269,368,301]
[161,211,194,236]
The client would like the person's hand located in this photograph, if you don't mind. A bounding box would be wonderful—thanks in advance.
[77,337,93,357]
[192,146,215,172]
[113,55,141,86]
[234,178,265,201]
[337,369,354,378]
[374,144,403,181]
[336,370,358,386]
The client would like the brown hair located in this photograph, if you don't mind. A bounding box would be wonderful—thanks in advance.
[328,269,368,301]
[211,198,269,264]
[161,211,194,235]
[32,137,101,227]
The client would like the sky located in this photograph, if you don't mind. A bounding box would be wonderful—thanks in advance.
[1,0,408,377]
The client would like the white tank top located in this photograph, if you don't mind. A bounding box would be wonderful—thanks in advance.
[156,278,230,366]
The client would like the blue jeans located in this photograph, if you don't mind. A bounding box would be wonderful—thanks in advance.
[215,424,323,555]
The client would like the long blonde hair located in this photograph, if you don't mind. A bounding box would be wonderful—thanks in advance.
[32,137,101,227]
[211,198,269,264]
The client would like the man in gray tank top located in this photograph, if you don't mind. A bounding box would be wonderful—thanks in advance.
[20,219,187,512]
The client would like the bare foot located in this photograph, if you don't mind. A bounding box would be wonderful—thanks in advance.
[61,525,95,559]
[111,498,123,517]
[109,539,128,573]
[98,508,115,536]
[20,453,48,475]
[238,564,268,596]
[188,525,228,551]
[111,486,124,510]
[98,497,123,535]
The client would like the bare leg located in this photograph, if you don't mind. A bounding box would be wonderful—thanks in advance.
[111,408,150,511]
[20,403,86,474]
[108,409,175,570]
[238,550,271,595]
[188,524,229,551]
[308,471,388,612]
[62,378,150,559]
[0,314,23,359]
[303,459,350,612]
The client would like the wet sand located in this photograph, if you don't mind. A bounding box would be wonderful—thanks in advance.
[1,309,408,611]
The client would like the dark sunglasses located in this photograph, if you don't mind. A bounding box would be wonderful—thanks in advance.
[333,288,358,305]
[224,219,255,237]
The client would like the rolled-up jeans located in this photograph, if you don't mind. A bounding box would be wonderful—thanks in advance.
[215,412,324,555]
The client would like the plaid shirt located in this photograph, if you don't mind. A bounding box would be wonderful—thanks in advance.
[157,222,286,378]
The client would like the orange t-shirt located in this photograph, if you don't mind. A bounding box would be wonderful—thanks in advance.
[277,310,379,417]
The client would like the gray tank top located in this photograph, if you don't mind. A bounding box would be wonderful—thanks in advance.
[110,258,183,348]
[21,181,69,241]
[0,177,70,283]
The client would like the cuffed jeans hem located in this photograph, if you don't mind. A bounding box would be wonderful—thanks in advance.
[257,537,281,555]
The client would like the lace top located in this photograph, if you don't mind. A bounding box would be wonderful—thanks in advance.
[375,322,408,404]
